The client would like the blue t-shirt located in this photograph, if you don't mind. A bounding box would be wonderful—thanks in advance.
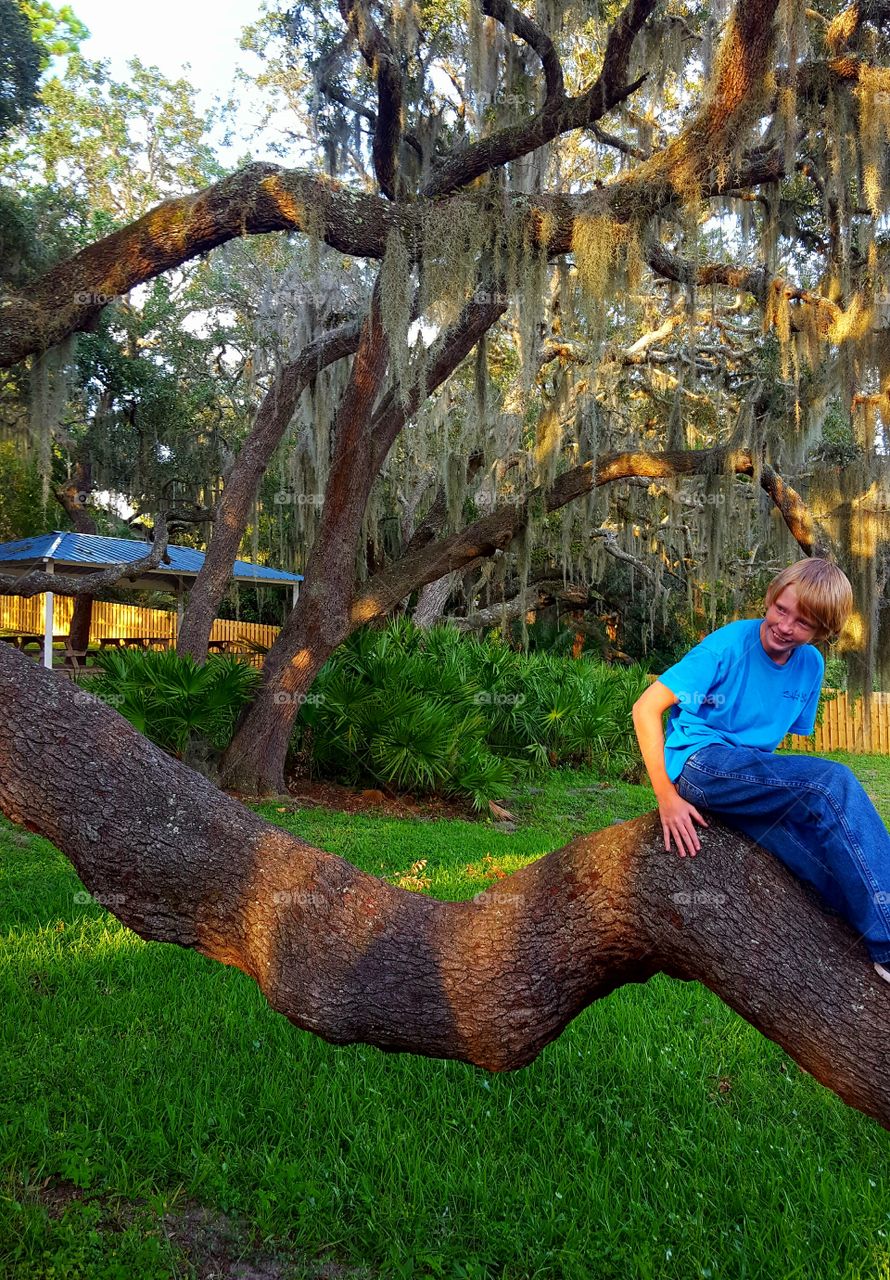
[658,619,825,782]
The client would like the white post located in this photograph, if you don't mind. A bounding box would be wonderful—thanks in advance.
[291,582,300,609]
[43,562,54,669]
[176,578,184,641]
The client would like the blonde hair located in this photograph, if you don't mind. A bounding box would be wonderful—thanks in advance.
[765,558,853,642]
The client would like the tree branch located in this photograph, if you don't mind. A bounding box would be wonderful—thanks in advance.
[338,0,404,198]
[0,644,887,1129]
[423,0,656,198]
[481,0,564,102]
[349,447,825,624]
[176,319,363,661]
[0,514,172,599]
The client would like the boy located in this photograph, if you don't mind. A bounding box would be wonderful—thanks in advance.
[632,558,890,985]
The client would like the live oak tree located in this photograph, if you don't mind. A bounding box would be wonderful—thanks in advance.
[202,0,890,791]
[1,0,890,1137]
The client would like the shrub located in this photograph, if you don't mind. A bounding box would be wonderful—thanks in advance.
[295,621,650,808]
[85,649,260,774]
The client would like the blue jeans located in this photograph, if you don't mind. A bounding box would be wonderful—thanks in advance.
[676,744,890,965]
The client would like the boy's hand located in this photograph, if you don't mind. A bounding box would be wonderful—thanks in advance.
[657,790,708,857]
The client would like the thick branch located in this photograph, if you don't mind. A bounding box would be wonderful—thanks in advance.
[0,514,171,598]
[339,0,404,198]
[647,246,769,303]
[0,644,886,1129]
[481,0,564,102]
[176,319,362,662]
[423,0,656,198]
[350,448,824,624]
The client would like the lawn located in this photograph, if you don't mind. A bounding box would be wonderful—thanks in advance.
[1,754,889,1279]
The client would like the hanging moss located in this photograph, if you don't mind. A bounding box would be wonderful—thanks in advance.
[380,224,413,399]
[28,335,75,511]
[854,67,890,218]
[573,214,629,301]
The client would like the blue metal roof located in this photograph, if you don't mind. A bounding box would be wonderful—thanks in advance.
[0,531,303,586]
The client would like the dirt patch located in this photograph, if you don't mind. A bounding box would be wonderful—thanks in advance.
[21,1177,375,1279]
[243,777,479,822]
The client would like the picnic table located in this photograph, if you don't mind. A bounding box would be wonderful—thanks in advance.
[98,636,171,650]
[0,632,67,651]
[207,638,246,654]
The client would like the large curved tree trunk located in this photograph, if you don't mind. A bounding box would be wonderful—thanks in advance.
[0,642,887,1131]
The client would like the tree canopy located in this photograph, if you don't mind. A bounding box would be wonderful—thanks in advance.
[1,0,890,779]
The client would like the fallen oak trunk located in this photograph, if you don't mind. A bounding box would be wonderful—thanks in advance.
[0,643,887,1130]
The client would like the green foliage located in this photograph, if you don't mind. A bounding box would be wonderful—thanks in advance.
[808,401,863,468]
[85,649,260,772]
[20,1,89,65]
[0,0,41,140]
[296,620,650,807]
[0,440,46,539]
[823,652,848,692]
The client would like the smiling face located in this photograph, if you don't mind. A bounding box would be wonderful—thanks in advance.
[760,585,820,664]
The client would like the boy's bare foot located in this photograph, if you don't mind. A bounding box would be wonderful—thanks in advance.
[875,962,890,985]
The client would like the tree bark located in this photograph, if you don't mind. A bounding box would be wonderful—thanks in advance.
[0,641,887,1131]
[218,277,393,794]
[56,466,98,654]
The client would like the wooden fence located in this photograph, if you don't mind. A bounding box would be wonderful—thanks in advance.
[0,596,280,666]
[783,691,890,756]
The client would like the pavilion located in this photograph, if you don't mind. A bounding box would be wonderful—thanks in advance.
[0,531,303,667]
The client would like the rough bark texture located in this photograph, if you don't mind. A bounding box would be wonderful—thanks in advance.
[218,278,393,793]
[0,642,887,1130]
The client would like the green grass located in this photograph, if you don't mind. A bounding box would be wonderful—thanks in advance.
[1,756,889,1278]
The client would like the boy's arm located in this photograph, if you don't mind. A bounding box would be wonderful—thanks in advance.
[632,680,709,858]
[632,681,678,798]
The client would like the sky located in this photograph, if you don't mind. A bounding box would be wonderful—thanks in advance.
[65,0,269,151]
